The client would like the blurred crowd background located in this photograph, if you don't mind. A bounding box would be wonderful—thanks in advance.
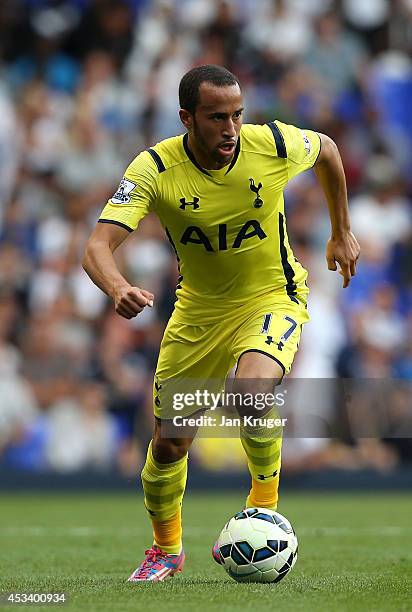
[0,0,411,480]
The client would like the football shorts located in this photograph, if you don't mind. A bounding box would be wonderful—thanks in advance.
[153,290,309,419]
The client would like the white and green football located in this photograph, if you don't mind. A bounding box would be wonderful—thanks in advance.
[216,508,298,583]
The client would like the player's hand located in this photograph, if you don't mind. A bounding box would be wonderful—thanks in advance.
[113,285,154,319]
[326,231,360,288]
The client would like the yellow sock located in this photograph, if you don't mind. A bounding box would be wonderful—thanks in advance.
[153,511,182,554]
[240,413,282,511]
[141,441,187,554]
[246,476,279,510]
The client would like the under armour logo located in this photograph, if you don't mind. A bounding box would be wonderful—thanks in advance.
[265,336,274,345]
[249,178,263,208]
[257,470,278,480]
[154,379,162,407]
[180,197,200,210]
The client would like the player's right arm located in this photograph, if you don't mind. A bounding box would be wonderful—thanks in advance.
[82,150,158,319]
[83,223,154,319]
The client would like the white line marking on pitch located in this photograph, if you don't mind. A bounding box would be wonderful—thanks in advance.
[0,526,410,537]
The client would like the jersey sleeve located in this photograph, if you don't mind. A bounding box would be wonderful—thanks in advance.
[275,120,321,182]
[99,150,158,232]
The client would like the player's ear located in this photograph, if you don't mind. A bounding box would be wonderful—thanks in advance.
[179,109,192,130]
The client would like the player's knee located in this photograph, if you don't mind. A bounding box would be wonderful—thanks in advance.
[233,376,275,398]
[232,376,280,419]
[152,435,190,463]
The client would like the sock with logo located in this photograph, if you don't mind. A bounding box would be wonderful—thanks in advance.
[141,441,187,554]
[240,419,282,510]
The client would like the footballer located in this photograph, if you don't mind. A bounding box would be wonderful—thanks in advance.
[82,65,360,582]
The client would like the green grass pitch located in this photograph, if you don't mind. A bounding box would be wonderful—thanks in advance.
[0,492,411,611]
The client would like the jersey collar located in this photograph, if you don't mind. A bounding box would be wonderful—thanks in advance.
[182,133,240,177]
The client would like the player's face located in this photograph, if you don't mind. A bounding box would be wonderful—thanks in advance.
[182,82,244,169]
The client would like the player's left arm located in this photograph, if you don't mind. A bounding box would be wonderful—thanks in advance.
[314,133,360,288]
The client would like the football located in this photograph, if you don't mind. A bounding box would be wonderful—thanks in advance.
[216,507,298,583]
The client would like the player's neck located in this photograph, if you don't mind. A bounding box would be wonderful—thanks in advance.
[187,134,232,171]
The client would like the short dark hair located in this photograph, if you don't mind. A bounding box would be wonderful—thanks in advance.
[179,65,240,114]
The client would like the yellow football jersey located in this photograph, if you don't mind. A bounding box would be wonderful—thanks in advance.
[99,120,321,324]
